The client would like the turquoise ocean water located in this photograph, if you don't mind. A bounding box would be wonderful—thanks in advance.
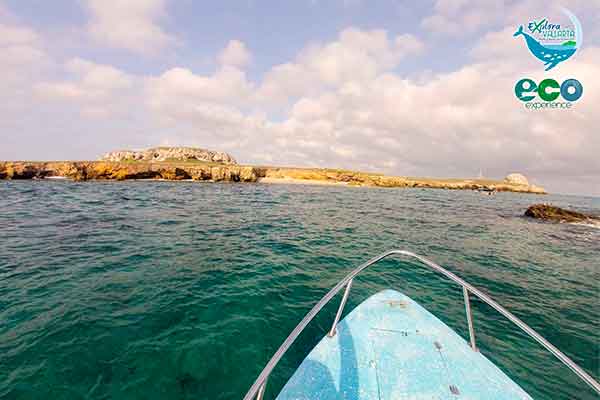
[1,181,598,399]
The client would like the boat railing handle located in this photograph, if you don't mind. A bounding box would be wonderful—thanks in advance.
[326,278,479,351]
[256,378,267,400]
[243,250,600,400]
[463,286,477,351]
[327,278,353,337]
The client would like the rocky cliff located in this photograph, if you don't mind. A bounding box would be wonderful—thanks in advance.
[0,161,255,182]
[100,147,237,164]
[0,161,547,194]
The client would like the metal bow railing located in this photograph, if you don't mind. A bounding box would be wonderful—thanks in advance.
[243,250,600,399]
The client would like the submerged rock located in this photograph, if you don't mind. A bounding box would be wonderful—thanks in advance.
[100,146,237,164]
[524,204,596,223]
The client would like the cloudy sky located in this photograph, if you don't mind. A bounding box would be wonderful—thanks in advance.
[1,0,598,195]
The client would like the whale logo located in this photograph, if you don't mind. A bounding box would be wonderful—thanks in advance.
[514,8,582,71]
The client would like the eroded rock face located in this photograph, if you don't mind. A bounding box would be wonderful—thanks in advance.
[524,204,595,223]
[100,147,237,164]
[504,173,529,186]
[239,166,257,182]
[0,162,259,182]
[0,162,547,194]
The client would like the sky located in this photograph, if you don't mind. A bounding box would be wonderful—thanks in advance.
[0,0,599,196]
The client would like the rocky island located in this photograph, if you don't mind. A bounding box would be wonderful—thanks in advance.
[0,146,547,194]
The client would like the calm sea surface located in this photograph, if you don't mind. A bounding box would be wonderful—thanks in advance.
[1,181,598,400]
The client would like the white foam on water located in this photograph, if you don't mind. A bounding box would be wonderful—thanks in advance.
[572,220,600,229]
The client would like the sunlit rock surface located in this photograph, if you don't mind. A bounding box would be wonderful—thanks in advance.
[100,147,237,164]
[0,161,546,194]
[504,173,529,186]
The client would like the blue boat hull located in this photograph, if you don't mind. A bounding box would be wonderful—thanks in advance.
[277,289,532,399]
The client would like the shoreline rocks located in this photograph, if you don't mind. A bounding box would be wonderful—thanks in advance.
[0,162,257,182]
[101,146,237,164]
[524,204,597,223]
[0,161,547,194]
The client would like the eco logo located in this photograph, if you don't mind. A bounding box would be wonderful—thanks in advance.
[514,8,582,71]
[515,78,583,110]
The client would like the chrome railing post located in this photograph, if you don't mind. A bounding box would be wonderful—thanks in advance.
[328,279,353,337]
[256,378,268,400]
[463,286,477,351]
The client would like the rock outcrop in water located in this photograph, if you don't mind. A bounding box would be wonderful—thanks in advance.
[0,161,547,194]
[524,204,596,223]
[101,146,237,164]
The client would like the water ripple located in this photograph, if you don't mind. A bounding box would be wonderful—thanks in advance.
[0,181,598,399]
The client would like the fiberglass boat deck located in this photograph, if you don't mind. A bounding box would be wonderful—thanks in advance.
[243,250,600,400]
[277,289,530,399]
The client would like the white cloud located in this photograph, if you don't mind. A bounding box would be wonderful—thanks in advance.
[0,23,39,45]
[218,40,251,67]
[85,0,175,54]
[256,28,424,104]
[0,22,49,89]
[0,22,45,68]
[145,65,254,110]
[422,0,505,36]
[0,41,46,67]
[36,58,133,99]
[470,26,527,60]
[67,58,133,90]
[303,28,424,86]
[34,58,135,118]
